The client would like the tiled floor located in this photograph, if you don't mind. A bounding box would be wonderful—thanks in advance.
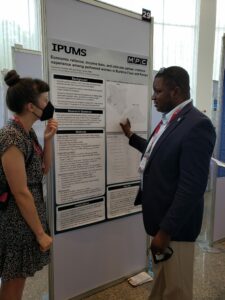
[21,241,225,300]
[83,242,225,300]
[5,192,225,299]
[23,266,48,300]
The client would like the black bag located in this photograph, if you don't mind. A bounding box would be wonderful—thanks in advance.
[0,148,34,211]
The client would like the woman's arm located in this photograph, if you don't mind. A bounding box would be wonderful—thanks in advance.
[42,119,58,174]
[1,146,52,252]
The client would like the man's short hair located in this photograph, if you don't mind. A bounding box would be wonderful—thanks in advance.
[155,66,190,99]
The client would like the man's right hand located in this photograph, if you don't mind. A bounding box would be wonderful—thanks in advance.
[120,118,133,138]
[36,232,53,252]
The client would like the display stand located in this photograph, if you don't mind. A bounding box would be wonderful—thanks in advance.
[41,1,154,299]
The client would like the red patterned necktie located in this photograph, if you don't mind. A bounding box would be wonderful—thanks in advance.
[152,108,181,137]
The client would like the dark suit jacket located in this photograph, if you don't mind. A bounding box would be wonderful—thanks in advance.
[129,103,216,241]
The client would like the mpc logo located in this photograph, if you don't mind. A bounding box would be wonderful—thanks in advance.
[127,56,148,65]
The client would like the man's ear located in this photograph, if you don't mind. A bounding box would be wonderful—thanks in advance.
[171,86,181,98]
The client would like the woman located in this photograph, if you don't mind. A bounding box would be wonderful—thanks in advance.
[0,70,58,300]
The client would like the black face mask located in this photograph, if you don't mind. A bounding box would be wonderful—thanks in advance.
[33,101,55,121]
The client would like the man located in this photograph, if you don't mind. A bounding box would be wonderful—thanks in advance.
[120,66,216,300]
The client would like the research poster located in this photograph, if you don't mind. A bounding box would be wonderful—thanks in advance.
[55,130,105,204]
[107,183,140,219]
[48,39,149,232]
[56,197,105,231]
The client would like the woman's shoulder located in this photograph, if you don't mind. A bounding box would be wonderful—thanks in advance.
[0,123,26,155]
[0,123,23,140]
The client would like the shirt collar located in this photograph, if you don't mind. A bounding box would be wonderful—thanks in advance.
[162,99,192,125]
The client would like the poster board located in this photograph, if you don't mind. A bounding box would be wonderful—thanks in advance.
[49,40,149,232]
[42,0,153,299]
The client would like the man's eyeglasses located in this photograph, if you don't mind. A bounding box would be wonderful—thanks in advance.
[151,246,174,264]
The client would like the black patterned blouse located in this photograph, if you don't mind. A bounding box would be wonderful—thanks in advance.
[0,119,50,282]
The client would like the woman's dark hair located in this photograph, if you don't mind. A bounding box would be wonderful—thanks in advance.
[155,66,190,99]
[4,70,50,114]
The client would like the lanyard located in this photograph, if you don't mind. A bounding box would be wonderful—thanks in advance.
[139,108,181,175]
[146,108,181,153]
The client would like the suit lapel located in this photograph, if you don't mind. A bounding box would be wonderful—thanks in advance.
[146,102,194,167]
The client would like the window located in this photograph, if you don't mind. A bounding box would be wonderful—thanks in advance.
[0,0,41,127]
[97,0,198,96]
[213,0,225,81]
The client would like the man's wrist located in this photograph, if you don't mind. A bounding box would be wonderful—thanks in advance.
[158,229,171,241]
[126,131,133,139]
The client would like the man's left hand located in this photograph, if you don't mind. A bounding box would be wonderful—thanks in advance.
[151,230,171,254]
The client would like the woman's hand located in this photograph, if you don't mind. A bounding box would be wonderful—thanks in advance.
[36,232,53,252]
[44,119,58,142]
[42,118,58,174]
